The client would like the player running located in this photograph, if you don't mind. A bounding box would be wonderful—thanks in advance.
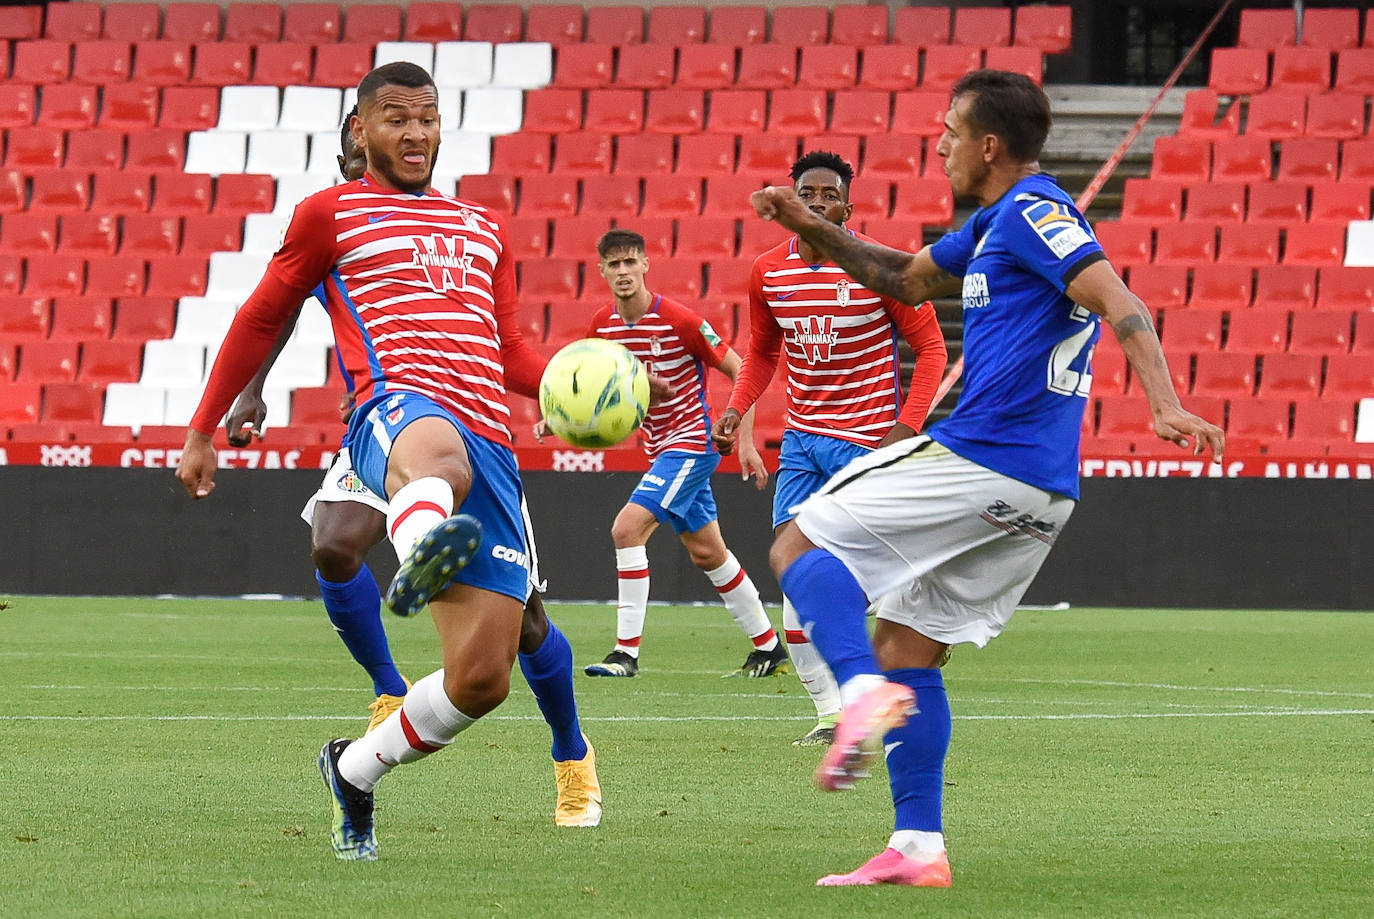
[545,228,782,680]
[748,71,1223,887]
[177,63,597,860]
[712,151,948,745]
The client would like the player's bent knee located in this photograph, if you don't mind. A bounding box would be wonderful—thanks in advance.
[441,665,512,718]
[769,527,814,581]
[312,538,368,582]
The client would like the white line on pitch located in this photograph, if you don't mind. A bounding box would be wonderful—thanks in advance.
[1001,677,1374,699]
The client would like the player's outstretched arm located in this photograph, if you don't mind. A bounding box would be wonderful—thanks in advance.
[1067,260,1225,458]
[225,302,305,445]
[751,186,961,304]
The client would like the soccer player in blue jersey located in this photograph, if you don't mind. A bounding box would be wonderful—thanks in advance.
[748,70,1224,887]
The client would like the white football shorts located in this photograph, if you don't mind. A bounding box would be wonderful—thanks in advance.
[299,447,546,599]
[792,437,1075,648]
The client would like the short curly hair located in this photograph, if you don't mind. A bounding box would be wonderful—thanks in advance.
[790,150,855,190]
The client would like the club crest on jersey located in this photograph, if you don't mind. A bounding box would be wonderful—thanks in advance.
[836,277,850,307]
[455,208,480,230]
[337,469,368,493]
[793,315,838,364]
[411,233,473,292]
[650,336,662,356]
[1020,199,1092,260]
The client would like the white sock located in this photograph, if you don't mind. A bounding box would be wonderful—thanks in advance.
[839,673,889,709]
[705,552,776,648]
[386,477,454,563]
[783,596,842,717]
[614,545,649,658]
[888,829,946,859]
[338,670,476,791]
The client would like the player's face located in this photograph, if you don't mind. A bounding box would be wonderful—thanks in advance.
[794,168,852,226]
[598,247,649,300]
[353,83,441,193]
[336,139,367,182]
[935,93,990,200]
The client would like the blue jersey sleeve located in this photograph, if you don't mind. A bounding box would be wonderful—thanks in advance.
[1000,194,1105,292]
[928,217,978,278]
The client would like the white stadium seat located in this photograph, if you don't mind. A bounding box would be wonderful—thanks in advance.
[241,212,291,254]
[184,130,247,175]
[1344,221,1374,267]
[206,251,271,300]
[374,41,434,73]
[217,86,281,131]
[434,41,494,89]
[273,173,335,214]
[171,297,236,345]
[246,130,309,175]
[140,340,205,387]
[277,85,344,133]
[306,130,345,175]
[433,130,492,179]
[461,87,522,135]
[291,300,335,346]
[264,341,328,389]
[491,43,553,89]
[102,382,166,429]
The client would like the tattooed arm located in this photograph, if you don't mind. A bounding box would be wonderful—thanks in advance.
[1067,260,1225,457]
[751,186,962,303]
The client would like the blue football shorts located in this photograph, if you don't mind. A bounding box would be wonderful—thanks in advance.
[629,449,722,535]
[347,390,530,601]
[772,428,872,529]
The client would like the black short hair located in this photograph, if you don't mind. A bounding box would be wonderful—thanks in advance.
[597,229,646,259]
[790,150,854,190]
[339,104,358,155]
[357,62,437,110]
[950,69,1052,163]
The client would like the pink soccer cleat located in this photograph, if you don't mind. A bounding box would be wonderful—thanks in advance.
[816,848,952,887]
[814,681,917,791]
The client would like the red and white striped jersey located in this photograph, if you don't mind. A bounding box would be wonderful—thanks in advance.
[586,294,729,459]
[191,174,543,447]
[729,233,946,447]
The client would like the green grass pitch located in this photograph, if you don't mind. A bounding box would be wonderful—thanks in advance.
[0,596,1369,918]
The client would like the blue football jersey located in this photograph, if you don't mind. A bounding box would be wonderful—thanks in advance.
[927,173,1105,499]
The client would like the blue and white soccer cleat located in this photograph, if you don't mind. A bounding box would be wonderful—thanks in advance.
[318,738,377,861]
[385,514,483,618]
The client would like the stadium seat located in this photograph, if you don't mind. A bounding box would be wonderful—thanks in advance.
[341,4,399,43]
[119,214,180,256]
[435,41,494,89]
[1015,5,1073,54]
[615,134,672,175]
[771,6,830,45]
[702,175,765,218]
[579,174,638,216]
[97,83,157,130]
[17,340,80,383]
[1283,224,1345,266]
[464,4,523,43]
[85,255,146,297]
[89,172,150,216]
[282,4,340,43]
[184,130,246,175]
[501,217,547,260]
[456,174,515,213]
[893,6,950,46]
[889,91,948,136]
[1253,264,1317,310]
[1192,351,1257,397]
[1289,310,1352,354]
[39,381,103,424]
[180,214,242,255]
[737,218,793,258]
[214,173,275,215]
[1258,352,1322,398]
[644,89,704,134]
[246,131,308,175]
[45,2,102,41]
[0,84,36,129]
[737,135,800,180]
[1209,47,1270,95]
[0,382,42,425]
[1275,138,1338,183]
[1150,135,1211,182]
[736,44,797,90]
[552,42,612,89]
[71,39,132,83]
[1093,221,1152,270]
[1244,91,1305,139]
[677,134,736,176]
[3,213,58,254]
[30,169,92,214]
[522,88,582,133]
[1184,182,1245,224]
[142,256,205,298]
[642,176,703,218]
[1190,264,1254,311]
[1127,265,1188,310]
[12,39,72,83]
[5,126,65,169]
[1225,309,1286,353]
[1120,178,1183,223]
[222,3,280,42]
[60,213,118,256]
[311,43,371,88]
[584,7,642,45]
[0,168,22,215]
[0,256,23,295]
[646,258,703,299]
[1300,8,1359,50]
[1293,398,1354,441]
[706,90,766,134]
[1154,223,1216,267]
[154,86,216,131]
[647,6,704,44]
[1315,266,1374,311]
[526,5,582,45]
[921,46,982,92]
[676,216,736,260]
[1219,224,1280,265]
[0,295,51,339]
[769,89,826,133]
[132,41,193,86]
[520,258,581,300]
[615,43,674,89]
[798,45,857,90]
[829,5,887,45]
[1270,47,1331,92]
[518,175,579,218]
[1211,136,1272,183]
[127,129,185,171]
[861,134,922,181]
[109,296,174,341]
[583,89,645,133]
[1227,397,1290,442]
[404,2,462,42]
[162,3,220,41]
[77,338,141,383]
[1096,394,1156,438]
[708,6,766,44]
[1177,89,1239,139]
[888,177,953,225]
[1089,341,1128,394]
[1304,92,1364,139]
[1334,47,1374,95]
[1323,353,1374,397]
[491,133,550,177]
[953,7,1011,46]
[1238,8,1295,49]
[627,216,672,259]
[1160,310,1222,351]
[253,42,313,85]
[1309,182,1370,224]
[847,179,890,222]
[857,45,919,91]
[99,2,158,41]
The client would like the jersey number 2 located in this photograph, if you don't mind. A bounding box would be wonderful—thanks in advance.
[1046,304,1095,398]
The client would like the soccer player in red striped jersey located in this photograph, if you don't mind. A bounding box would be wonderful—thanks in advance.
[570,228,785,679]
[712,151,949,745]
[176,63,599,859]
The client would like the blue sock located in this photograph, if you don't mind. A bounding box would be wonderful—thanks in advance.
[884,667,951,833]
[518,621,587,762]
[778,548,879,686]
[316,567,408,698]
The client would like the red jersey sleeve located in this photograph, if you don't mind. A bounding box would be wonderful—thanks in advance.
[726,255,784,415]
[667,301,728,368]
[188,194,337,434]
[490,218,546,399]
[886,298,949,431]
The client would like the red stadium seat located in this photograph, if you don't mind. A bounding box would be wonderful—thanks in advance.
[179,214,242,255]
[831,5,888,46]
[1218,224,1280,265]
[17,340,80,382]
[675,216,736,259]
[45,2,101,41]
[144,255,207,297]
[737,44,797,90]
[158,85,219,131]
[768,89,826,134]
[1245,181,1305,226]
[1150,135,1211,182]
[675,44,734,91]
[126,128,185,171]
[0,83,36,129]
[253,42,313,85]
[163,3,221,42]
[1096,394,1156,438]
[1153,223,1216,268]
[343,5,401,43]
[189,41,252,85]
[1270,46,1331,92]
[1211,136,1272,183]
[1334,48,1374,94]
[1282,224,1345,266]
[523,89,582,133]
[100,3,158,42]
[224,3,280,42]
[85,255,146,297]
[1323,354,1374,397]
[149,172,210,216]
[1190,264,1253,311]
[0,256,23,295]
[579,174,638,216]
[555,132,614,175]
[954,7,1011,46]
[737,220,792,260]
[23,255,85,296]
[30,169,92,214]
[110,296,175,341]
[629,216,673,259]
[644,90,704,134]
[213,174,275,216]
[862,134,922,181]
[40,381,103,423]
[642,176,703,218]
[64,129,125,172]
[1253,265,1317,310]
[1303,8,1360,50]
[98,83,158,130]
[1289,311,1352,354]
[1209,48,1270,95]
[32,87,93,133]
[404,2,462,42]
[891,91,947,136]
[526,5,584,45]
[1276,137,1339,182]
[91,171,151,215]
[518,175,578,217]
[615,44,674,90]
[616,134,673,176]
[5,126,65,169]
[1244,91,1305,139]
[1314,266,1374,311]
[584,7,642,45]
[290,387,350,426]
[520,258,581,301]
[458,174,516,213]
[1227,398,1290,441]
[1340,139,1374,182]
[706,90,766,134]
[846,178,890,222]
[59,213,118,256]
[647,6,704,44]
[1089,341,1127,394]
[12,39,72,83]
[132,41,192,86]
[1238,9,1295,49]
[1258,352,1322,398]
[3,212,58,254]
[0,381,42,425]
[1310,182,1371,225]
[708,6,766,45]
[1304,92,1364,139]
[891,178,954,225]
[583,90,643,133]
[1292,399,1354,440]
[771,6,830,45]
[647,259,703,299]
[492,133,552,176]
[553,43,612,89]
[78,339,143,383]
[464,4,523,43]
[283,4,341,44]
[119,214,181,256]
[983,47,1045,85]
[1093,221,1153,270]
[1177,89,1239,139]
[1192,352,1257,397]
[702,175,766,219]
[798,46,857,90]
[72,39,132,83]
[549,215,613,259]
[311,43,371,88]
[1120,178,1183,223]
[736,135,800,180]
[1184,182,1245,224]
[893,6,950,46]
[857,45,919,91]
[921,46,982,92]
[0,295,51,338]
[1128,265,1188,310]
[1015,5,1073,54]
[1225,309,1287,353]
[677,134,736,176]
[1160,309,1222,351]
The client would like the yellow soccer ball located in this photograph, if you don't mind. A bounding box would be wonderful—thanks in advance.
[539,338,650,448]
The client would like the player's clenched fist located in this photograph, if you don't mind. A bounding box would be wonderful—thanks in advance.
[176,430,218,499]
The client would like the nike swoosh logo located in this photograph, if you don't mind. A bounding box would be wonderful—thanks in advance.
[376,752,397,766]
[367,212,399,223]
[775,291,797,300]
[884,741,903,757]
